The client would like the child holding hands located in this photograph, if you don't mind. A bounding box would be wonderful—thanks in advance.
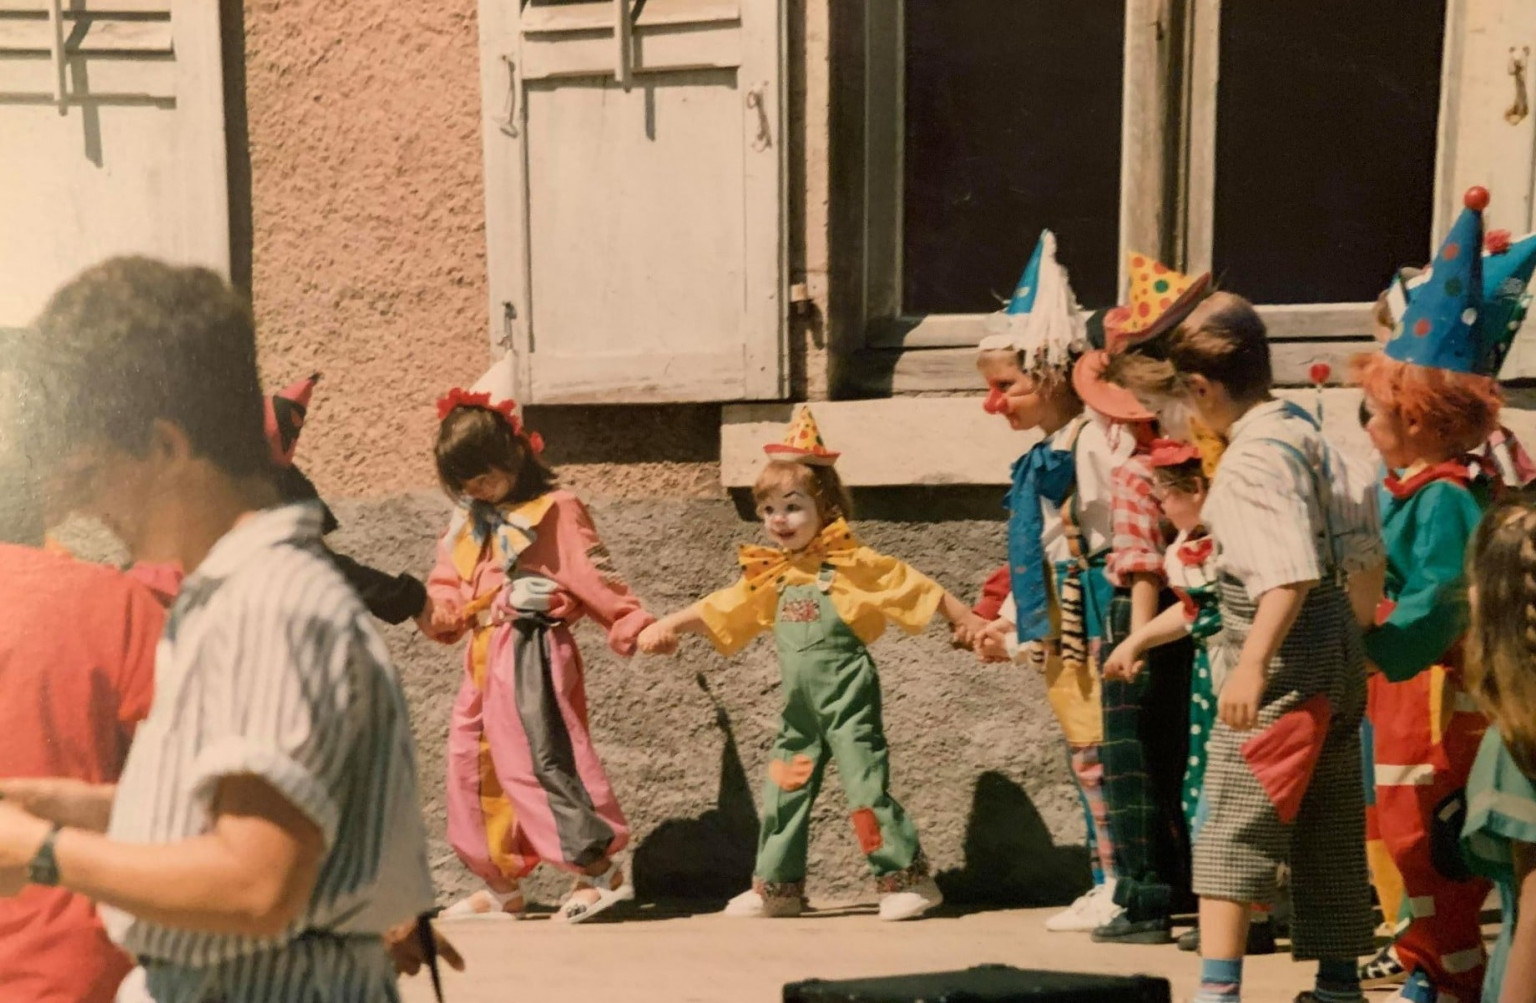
[639,408,986,921]
[426,390,655,925]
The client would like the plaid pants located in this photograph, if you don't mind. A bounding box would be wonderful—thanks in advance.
[1101,593,1194,918]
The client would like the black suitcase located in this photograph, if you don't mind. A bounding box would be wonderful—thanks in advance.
[783,964,1172,1002]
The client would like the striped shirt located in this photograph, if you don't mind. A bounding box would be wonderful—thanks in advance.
[1204,399,1383,600]
[102,503,434,1002]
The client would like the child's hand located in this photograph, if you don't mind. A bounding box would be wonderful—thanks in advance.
[1218,659,1266,731]
[638,622,679,656]
[974,618,1014,664]
[1102,638,1144,682]
[420,601,466,642]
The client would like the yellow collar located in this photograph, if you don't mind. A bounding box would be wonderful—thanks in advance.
[737,518,860,589]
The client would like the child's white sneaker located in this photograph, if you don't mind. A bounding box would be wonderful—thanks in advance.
[723,884,804,918]
[1045,882,1121,932]
[878,877,943,921]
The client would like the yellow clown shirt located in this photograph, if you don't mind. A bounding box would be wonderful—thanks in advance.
[697,520,947,656]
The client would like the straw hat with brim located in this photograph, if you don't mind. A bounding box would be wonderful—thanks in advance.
[1071,305,1154,423]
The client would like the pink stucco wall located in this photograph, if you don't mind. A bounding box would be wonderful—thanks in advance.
[244,0,489,498]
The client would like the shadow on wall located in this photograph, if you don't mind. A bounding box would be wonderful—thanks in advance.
[632,672,759,902]
[936,770,1090,908]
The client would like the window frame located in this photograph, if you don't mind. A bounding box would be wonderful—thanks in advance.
[840,0,1463,395]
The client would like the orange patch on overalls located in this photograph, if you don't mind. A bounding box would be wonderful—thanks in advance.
[851,808,883,854]
[768,755,815,791]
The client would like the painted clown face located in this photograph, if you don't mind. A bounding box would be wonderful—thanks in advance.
[978,354,1052,431]
[756,486,822,552]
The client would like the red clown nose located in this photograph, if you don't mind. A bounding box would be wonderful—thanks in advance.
[983,387,1009,415]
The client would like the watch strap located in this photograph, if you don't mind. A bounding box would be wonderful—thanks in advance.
[26,823,63,887]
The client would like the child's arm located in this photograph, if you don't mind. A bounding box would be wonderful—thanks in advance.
[637,604,709,656]
[1501,840,1536,1002]
[1220,582,1313,731]
[548,495,655,656]
[1104,602,1193,681]
[423,525,470,644]
[939,591,990,646]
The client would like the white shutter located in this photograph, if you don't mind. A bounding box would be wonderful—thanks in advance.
[1437,0,1536,376]
[477,0,788,404]
[0,0,227,326]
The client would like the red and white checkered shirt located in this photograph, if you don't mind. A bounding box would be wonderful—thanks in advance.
[1106,450,1168,587]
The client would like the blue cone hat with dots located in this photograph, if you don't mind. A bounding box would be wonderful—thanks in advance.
[1386,187,1487,374]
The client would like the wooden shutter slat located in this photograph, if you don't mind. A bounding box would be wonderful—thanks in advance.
[0,16,173,54]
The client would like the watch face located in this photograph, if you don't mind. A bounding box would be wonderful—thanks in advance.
[27,826,60,887]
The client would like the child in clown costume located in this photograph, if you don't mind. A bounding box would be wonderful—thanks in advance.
[1348,187,1536,1003]
[1072,253,1211,946]
[426,388,655,924]
[969,231,1133,933]
[638,407,987,921]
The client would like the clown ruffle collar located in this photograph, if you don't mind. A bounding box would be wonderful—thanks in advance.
[449,492,559,581]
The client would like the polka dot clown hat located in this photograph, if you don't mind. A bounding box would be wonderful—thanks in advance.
[1480,226,1536,377]
[977,230,1085,373]
[1121,253,1212,344]
[764,406,840,466]
[1387,187,1491,375]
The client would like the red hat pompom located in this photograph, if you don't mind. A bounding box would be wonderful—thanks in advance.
[1464,186,1490,212]
[1149,437,1201,469]
[1487,229,1513,255]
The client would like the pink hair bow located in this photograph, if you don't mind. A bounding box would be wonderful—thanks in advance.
[434,388,545,454]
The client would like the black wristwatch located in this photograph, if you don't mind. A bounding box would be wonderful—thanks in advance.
[27,824,62,887]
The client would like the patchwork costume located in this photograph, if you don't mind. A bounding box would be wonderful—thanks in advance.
[429,467,652,888]
[1195,399,1382,961]
[977,232,1131,897]
[697,410,942,904]
[1360,188,1536,1002]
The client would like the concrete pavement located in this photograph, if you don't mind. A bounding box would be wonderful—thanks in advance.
[398,904,1390,1003]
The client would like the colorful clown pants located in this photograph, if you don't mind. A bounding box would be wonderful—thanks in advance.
[1368,668,1490,1001]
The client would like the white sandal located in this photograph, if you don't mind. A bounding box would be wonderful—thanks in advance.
[555,860,634,925]
[441,887,526,921]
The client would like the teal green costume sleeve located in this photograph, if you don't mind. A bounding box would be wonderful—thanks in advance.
[1364,481,1482,681]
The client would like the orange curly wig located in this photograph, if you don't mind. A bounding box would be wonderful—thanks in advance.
[1350,352,1503,453]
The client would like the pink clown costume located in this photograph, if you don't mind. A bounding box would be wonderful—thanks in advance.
[429,488,653,888]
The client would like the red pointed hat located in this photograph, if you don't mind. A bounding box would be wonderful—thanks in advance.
[264,373,319,468]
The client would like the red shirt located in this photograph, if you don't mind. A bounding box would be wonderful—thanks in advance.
[0,545,163,1003]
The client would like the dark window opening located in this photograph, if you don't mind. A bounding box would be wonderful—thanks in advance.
[902,0,1126,314]
[1212,1,1446,305]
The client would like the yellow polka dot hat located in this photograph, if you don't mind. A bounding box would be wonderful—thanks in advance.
[1121,253,1212,345]
[764,406,840,466]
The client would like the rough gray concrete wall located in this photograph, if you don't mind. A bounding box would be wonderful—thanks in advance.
[326,491,1092,908]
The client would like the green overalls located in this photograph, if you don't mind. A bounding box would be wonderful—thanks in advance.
[756,566,925,892]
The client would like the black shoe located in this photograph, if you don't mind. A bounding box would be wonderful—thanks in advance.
[1246,920,1277,956]
[1173,922,1277,955]
[1090,912,1174,945]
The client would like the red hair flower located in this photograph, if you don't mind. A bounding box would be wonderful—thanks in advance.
[435,387,544,454]
[1487,229,1513,255]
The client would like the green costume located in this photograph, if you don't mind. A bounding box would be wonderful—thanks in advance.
[756,567,926,890]
[696,518,944,900]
